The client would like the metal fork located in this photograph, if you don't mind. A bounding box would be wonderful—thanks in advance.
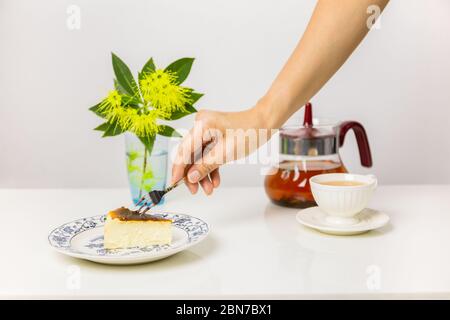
[132,178,185,215]
[133,140,215,215]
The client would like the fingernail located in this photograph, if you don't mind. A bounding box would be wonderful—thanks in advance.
[188,171,200,183]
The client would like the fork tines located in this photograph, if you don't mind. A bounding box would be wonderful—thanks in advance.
[133,194,154,215]
[132,183,175,215]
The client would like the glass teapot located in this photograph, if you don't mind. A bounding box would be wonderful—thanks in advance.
[264,103,373,208]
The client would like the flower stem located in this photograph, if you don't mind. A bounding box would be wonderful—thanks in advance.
[138,146,148,199]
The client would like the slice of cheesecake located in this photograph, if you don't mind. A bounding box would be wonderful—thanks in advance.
[104,207,172,249]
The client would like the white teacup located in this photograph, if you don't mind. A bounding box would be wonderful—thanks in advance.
[310,173,377,225]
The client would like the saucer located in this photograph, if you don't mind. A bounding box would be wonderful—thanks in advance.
[48,212,209,265]
[296,206,389,236]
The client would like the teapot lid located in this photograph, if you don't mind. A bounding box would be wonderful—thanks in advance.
[280,103,337,156]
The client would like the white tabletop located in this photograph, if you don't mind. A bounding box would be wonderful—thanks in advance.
[1,185,450,299]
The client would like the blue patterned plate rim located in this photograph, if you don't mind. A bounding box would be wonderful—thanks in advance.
[48,212,209,259]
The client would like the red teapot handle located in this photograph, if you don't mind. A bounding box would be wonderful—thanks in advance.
[339,121,373,168]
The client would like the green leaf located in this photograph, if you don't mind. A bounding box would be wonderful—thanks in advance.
[114,79,128,95]
[165,57,194,84]
[190,92,203,104]
[89,103,105,118]
[102,120,125,137]
[127,165,141,173]
[142,182,155,190]
[112,80,142,107]
[162,104,197,120]
[138,135,155,155]
[185,104,197,113]
[127,150,140,162]
[111,52,138,97]
[158,125,182,138]
[139,58,155,79]
[94,122,109,131]
[122,94,142,107]
[142,171,154,180]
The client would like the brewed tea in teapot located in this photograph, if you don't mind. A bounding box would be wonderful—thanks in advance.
[264,103,372,208]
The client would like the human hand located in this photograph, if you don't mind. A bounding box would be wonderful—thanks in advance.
[171,106,270,195]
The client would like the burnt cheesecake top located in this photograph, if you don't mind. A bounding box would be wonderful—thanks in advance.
[108,207,171,222]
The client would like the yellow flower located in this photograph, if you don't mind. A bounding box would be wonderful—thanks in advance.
[105,105,159,137]
[98,90,122,113]
[139,69,192,115]
[128,112,160,137]
[107,107,136,130]
[98,70,190,138]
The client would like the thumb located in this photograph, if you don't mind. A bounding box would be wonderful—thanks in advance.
[187,162,219,184]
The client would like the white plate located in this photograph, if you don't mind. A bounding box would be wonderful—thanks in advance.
[296,206,389,236]
[48,212,209,265]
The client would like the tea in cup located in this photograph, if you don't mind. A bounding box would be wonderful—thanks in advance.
[309,173,377,225]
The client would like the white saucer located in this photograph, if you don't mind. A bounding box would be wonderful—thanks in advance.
[296,206,389,236]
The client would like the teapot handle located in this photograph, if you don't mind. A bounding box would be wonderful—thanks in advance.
[339,121,373,168]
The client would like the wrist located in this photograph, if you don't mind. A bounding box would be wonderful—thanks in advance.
[252,91,293,130]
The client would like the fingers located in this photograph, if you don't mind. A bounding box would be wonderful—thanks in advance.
[186,179,199,195]
[198,169,220,196]
[171,111,224,195]
[186,162,219,196]
[172,124,205,193]
[210,168,220,188]
[199,175,214,195]
[188,134,224,181]
[172,122,205,179]
[171,130,192,185]
[187,162,219,184]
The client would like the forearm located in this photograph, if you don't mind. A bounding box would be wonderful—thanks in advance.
[255,0,389,129]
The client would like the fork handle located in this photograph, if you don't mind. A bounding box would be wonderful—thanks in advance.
[164,178,185,193]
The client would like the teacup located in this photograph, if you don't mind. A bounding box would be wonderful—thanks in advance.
[310,173,377,225]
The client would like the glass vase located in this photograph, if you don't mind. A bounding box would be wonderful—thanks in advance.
[124,132,168,205]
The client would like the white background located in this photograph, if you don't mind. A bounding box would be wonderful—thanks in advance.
[1,0,449,188]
